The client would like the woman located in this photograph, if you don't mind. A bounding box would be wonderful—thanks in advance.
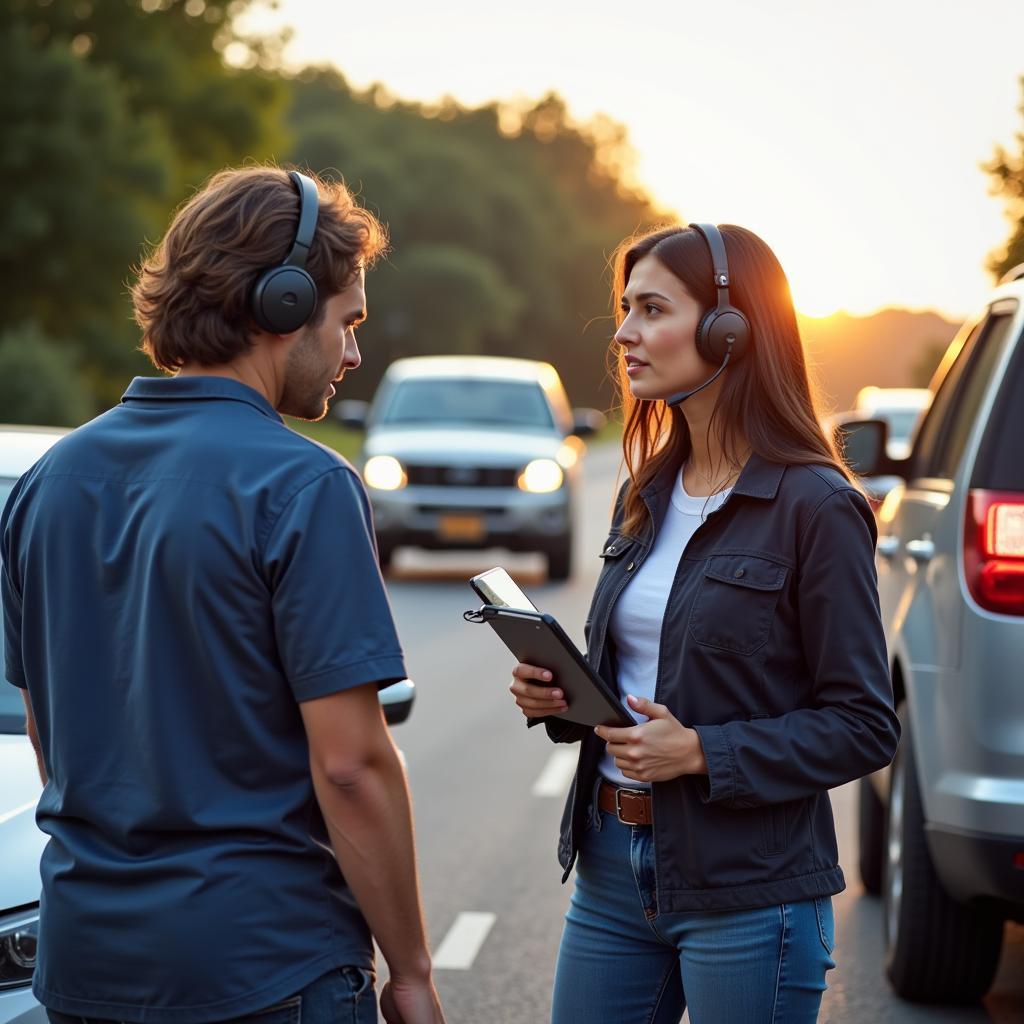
[510,224,900,1023]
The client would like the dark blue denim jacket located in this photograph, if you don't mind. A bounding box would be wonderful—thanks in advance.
[542,452,900,912]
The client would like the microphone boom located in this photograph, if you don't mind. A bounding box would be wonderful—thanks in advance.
[666,350,732,407]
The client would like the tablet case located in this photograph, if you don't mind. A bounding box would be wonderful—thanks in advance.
[475,606,634,728]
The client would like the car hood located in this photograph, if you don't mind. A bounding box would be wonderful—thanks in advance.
[364,427,566,465]
[0,735,45,912]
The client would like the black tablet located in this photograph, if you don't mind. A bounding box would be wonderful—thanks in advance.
[479,606,633,728]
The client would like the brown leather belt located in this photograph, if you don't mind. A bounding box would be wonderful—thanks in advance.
[599,779,653,826]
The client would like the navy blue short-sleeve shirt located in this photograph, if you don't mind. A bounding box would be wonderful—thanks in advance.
[0,377,407,1022]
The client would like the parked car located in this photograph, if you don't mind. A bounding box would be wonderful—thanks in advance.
[853,385,932,459]
[337,355,605,581]
[827,410,903,514]
[0,425,414,1024]
[0,427,66,1024]
[829,387,933,513]
[838,266,1024,1003]
[0,695,45,1024]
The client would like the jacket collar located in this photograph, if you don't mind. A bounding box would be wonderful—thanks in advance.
[732,453,786,500]
[635,450,785,539]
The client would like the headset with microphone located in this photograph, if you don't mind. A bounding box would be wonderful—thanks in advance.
[250,170,320,334]
[666,223,751,407]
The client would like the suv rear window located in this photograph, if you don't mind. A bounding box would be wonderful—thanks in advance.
[375,378,556,431]
[972,313,1024,490]
[914,311,1017,480]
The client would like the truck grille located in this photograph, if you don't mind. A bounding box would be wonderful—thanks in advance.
[405,465,519,488]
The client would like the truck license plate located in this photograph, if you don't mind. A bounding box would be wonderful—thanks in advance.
[437,514,484,541]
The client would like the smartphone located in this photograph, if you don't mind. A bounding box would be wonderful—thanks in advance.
[469,567,538,611]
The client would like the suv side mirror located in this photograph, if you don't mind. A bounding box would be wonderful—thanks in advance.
[833,416,903,477]
[333,399,369,430]
[571,408,606,438]
[378,679,415,726]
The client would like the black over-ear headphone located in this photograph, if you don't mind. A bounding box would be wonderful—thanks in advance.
[690,222,751,364]
[667,223,752,406]
[250,170,320,334]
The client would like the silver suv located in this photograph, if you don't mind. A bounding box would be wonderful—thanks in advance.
[839,266,1024,1002]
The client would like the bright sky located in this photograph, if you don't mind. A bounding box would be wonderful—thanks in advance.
[237,0,1024,320]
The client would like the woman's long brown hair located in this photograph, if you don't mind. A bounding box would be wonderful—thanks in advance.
[609,226,858,537]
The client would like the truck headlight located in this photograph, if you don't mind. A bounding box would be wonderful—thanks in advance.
[0,907,38,989]
[364,456,407,491]
[518,459,563,494]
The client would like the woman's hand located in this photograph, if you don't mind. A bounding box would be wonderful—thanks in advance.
[509,662,568,719]
[594,695,708,782]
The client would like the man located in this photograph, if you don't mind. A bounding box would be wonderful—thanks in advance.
[1,166,445,1024]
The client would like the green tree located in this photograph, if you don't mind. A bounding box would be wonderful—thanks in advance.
[985,75,1024,280]
[377,244,522,354]
[3,0,288,198]
[0,5,663,419]
[0,324,93,426]
[286,71,665,408]
[0,0,288,414]
[0,17,169,406]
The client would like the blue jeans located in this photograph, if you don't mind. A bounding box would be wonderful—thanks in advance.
[552,806,836,1024]
[46,966,377,1024]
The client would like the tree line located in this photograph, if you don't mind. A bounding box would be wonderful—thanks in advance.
[2,1,1023,425]
[0,0,662,424]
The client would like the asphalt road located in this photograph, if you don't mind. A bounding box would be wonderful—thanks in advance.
[381,442,1024,1024]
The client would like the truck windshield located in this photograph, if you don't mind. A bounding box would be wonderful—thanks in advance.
[376,378,555,431]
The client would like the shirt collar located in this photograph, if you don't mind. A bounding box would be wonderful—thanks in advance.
[121,376,284,423]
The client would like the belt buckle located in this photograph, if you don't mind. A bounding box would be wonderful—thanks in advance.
[614,786,647,824]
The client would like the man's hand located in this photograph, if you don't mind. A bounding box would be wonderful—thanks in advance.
[380,975,446,1024]
[594,695,707,783]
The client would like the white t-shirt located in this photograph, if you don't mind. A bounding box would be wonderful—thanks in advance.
[599,467,732,787]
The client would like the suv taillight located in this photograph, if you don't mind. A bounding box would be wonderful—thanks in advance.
[963,489,1024,615]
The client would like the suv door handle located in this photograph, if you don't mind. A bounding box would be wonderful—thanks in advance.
[905,537,935,563]
[877,536,900,559]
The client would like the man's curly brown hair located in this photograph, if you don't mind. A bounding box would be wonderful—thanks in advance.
[132,165,386,372]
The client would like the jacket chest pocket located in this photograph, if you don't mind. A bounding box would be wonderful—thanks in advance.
[687,554,788,655]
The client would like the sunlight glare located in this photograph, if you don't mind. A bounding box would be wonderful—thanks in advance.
[787,268,848,320]
[794,299,842,320]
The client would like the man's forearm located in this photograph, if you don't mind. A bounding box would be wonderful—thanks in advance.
[310,743,432,980]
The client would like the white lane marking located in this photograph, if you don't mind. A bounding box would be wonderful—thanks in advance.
[0,800,36,826]
[432,911,497,970]
[531,748,578,797]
